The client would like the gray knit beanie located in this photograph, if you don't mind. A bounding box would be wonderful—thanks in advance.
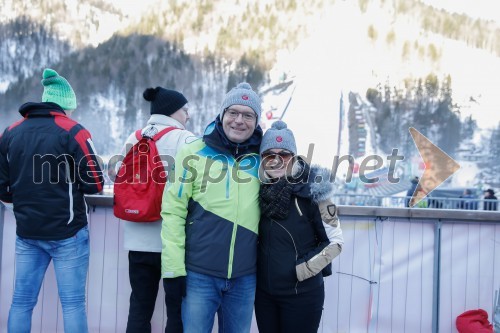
[219,82,262,123]
[260,120,297,155]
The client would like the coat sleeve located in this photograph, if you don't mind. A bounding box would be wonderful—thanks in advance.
[0,129,13,203]
[70,126,104,194]
[161,144,195,278]
[295,198,344,282]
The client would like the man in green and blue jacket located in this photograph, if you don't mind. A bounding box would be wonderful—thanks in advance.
[161,83,262,333]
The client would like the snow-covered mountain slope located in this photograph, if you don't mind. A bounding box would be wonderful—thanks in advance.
[1,0,499,191]
[259,0,499,188]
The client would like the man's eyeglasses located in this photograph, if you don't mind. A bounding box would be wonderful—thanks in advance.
[261,151,294,159]
[224,108,256,122]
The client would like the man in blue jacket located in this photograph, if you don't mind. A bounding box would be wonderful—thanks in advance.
[0,68,104,333]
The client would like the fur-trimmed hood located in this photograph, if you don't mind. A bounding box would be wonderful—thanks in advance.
[260,156,334,203]
[292,158,334,203]
[307,164,335,203]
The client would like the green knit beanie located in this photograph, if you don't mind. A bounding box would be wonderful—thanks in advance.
[41,68,77,110]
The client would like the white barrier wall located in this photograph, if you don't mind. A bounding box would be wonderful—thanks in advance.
[439,221,500,332]
[1,204,499,333]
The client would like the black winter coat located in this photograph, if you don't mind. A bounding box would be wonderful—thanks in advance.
[257,163,342,296]
[0,102,104,240]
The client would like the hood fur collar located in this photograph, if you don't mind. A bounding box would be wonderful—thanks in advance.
[260,157,334,203]
[308,164,334,203]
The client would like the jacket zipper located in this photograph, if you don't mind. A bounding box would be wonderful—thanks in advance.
[274,219,299,294]
[294,197,303,216]
[64,155,74,224]
[267,220,273,292]
[227,161,238,278]
[225,168,230,199]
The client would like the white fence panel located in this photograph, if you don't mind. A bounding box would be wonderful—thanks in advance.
[1,204,500,333]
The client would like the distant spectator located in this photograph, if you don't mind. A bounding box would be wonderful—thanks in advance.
[460,189,478,210]
[409,184,428,208]
[405,176,419,207]
[483,189,498,211]
[427,191,442,209]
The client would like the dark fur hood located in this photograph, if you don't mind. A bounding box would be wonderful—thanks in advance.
[291,158,334,203]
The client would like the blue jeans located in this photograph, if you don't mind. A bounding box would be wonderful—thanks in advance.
[182,270,256,333]
[8,226,90,333]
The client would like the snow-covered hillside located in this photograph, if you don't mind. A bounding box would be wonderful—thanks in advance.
[1,0,499,188]
[259,0,500,188]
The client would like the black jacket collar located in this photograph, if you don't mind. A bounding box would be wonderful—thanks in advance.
[19,102,66,118]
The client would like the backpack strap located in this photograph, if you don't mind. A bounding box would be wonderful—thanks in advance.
[135,129,143,141]
[152,127,180,141]
[135,127,180,141]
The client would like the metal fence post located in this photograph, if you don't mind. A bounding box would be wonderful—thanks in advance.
[432,220,442,333]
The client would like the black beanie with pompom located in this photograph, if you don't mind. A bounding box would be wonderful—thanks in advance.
[143,86,188,116]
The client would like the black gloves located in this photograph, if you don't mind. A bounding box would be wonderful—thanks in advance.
[163,276,186,301]
[163,277,185,333]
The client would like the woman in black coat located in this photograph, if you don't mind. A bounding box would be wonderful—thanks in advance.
[255,121,344,333]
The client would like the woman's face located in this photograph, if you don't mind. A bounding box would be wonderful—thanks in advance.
[261,149,294,179]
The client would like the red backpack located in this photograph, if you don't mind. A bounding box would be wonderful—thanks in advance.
[456,309,493,333]
[113,127,179,222]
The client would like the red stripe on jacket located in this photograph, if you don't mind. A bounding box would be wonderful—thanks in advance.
[8,118,26,131]
[74,129,103,192]
[51,111,78,131]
